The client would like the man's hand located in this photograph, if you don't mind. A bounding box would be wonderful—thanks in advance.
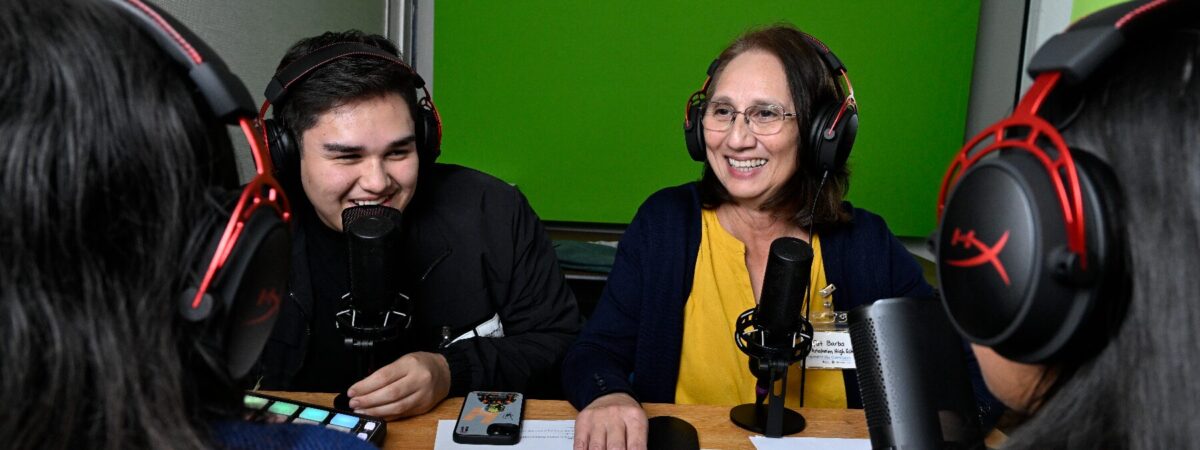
[346,351,451,419]
[574,392,648,450]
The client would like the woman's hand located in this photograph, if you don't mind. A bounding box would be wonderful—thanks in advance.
[573,392,648,450]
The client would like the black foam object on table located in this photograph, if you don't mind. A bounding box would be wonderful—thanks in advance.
[647,416,699,450]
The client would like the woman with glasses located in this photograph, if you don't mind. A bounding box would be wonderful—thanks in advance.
[563,24,938,449]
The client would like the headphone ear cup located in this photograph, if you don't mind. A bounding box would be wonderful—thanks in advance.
[215,209,290,380]
[807,101,857,173]
[936,148,1125,363]
[683,102,707,162]
[264,118,297,181]
[417,105,442,165]
[178,194,291,380]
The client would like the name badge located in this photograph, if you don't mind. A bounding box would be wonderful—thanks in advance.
[804,330,855,370]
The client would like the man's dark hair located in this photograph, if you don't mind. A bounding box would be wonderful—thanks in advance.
[697,24,853,229]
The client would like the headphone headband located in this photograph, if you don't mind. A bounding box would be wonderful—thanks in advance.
[265,42,425,104]
[798,32,852,100]
[109,0,256,123]
[1027,0,1180,84]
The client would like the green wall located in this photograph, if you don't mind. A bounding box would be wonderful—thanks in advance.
[1072,0,1125,20]
[434,2,979,237]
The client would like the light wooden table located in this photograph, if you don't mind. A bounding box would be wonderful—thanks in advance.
[267,391,869,449]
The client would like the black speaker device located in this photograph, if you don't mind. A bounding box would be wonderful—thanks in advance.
[849,297,983,450]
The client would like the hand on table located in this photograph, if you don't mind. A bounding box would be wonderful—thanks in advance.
[346,351,451,420]
[574,392,648,450]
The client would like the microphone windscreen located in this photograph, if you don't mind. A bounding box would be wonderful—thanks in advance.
[755,237,814,337]
[849,297,983,450]
[344,205,403,314]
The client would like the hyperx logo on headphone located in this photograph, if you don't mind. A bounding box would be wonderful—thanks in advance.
[945,229,1011,286]
[244,288,283,326]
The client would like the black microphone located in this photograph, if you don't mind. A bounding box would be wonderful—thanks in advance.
[735,237,815,377]
[731,236,815,437]
[849,297,983,450]
[334,205,411,348]
[754,236,814,352]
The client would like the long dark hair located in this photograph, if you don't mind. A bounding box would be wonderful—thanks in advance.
[697,24,853,228]
[0,1,242,449]
[1002,23,1200,449]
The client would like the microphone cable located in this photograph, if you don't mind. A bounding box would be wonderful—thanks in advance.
[797,169,830,408]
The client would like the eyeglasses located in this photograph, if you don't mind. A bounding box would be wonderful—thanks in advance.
[702,101,798,135]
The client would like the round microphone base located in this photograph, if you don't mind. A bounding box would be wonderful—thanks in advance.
[333,392,353,413]
[730,403,806,437]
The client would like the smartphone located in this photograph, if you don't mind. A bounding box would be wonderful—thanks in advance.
[452,391,524,445]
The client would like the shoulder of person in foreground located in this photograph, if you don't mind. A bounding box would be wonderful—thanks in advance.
[209,420,376,450]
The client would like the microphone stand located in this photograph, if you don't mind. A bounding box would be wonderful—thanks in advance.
[731,173,827,436]
[331,206,412,412]
[332,297,410,411]
[731,309,814,437]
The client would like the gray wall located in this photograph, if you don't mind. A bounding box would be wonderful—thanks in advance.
[153,0,390,180]
[965,0,1071,140]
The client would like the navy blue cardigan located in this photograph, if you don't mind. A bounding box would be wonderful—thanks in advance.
[562,183,934,409]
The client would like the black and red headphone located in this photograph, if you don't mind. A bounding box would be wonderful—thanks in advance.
[259,42,443,179]
[107,0,293,380]
[936,0,1192,363]
[682,32,858,174]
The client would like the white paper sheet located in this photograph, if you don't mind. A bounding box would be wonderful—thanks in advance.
[433,419,574,450]
[749,435,871,450]
[433,418,870,450]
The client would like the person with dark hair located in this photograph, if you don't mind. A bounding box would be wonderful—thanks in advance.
[256,30,581,419]
[562,23,937,448]
[937,3,1200,448]
[0,1,373,449]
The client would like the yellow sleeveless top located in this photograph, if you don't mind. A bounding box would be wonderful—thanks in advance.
[674,208,846,408]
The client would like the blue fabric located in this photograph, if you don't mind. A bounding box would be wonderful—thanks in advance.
[561,182,935,410]
[210,420,377,449]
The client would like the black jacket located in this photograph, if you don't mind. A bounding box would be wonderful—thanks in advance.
[257,164,582,397]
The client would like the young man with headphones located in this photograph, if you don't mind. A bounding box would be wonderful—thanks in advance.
[936,1,1200,447]
[255,30,581,419]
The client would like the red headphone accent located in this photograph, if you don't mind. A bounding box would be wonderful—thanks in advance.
[190,119,291,310]
[937,71,1087,268]
[125,0,292,312]
[826,70,856,139]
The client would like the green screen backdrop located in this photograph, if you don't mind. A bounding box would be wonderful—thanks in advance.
[434,2,979,237]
